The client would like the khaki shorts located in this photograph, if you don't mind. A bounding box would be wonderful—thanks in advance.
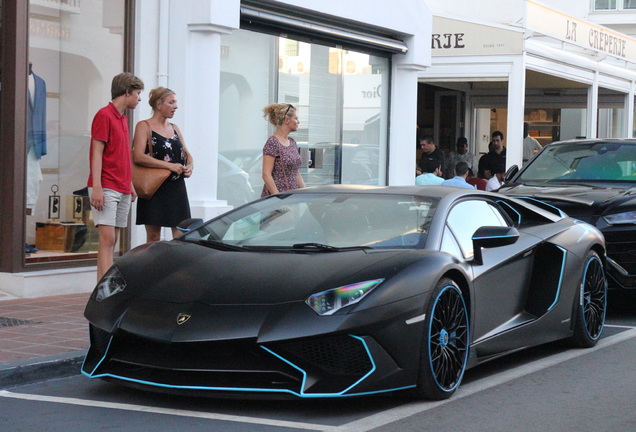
[89,188,132,228]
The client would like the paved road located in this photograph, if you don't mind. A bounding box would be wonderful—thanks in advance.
[2,299,636,432]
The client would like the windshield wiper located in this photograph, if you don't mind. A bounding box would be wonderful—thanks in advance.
[291,242,372,252]
[198,239,246,251]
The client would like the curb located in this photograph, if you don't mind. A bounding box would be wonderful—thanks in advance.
[0,351,85,389]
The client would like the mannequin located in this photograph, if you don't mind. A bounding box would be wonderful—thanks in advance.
[26,61,47,211]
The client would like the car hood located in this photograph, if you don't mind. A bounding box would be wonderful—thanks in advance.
[499,183,636,220]
[116,240,422,306]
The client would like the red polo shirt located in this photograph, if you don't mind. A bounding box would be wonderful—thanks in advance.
[87,102,132,193]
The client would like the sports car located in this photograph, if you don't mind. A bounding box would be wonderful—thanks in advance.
[82,185,607,400]
[499,138,636,290]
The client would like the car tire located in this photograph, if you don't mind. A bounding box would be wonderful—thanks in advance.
[411,278,469,400]
[569,250,606,348]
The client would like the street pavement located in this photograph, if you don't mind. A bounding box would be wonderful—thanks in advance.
[0,293,90,389]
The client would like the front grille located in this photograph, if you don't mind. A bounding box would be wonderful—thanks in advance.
[275,335,372,376]
[90,329,303,391]
[86,329,375,395]
[89,325,111,355]
[604,230,636,276]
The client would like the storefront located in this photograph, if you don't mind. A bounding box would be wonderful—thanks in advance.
[418,0,636,169]
[0,0,431,298]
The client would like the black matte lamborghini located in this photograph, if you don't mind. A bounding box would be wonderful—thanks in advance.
[82,185,607,400]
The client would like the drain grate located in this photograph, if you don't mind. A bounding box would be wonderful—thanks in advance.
[0,317,40,328]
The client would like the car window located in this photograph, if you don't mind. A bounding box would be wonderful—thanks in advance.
[440,225,463,259]
[444,200,509,260]
[517,142,636,182]
[184,193,439,249]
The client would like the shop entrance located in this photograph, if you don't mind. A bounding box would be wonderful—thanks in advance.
[418,69,633,178]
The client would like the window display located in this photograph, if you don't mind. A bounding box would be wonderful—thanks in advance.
[26,0,126,263]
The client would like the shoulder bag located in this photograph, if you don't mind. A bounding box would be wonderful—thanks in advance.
[132,120,171,200]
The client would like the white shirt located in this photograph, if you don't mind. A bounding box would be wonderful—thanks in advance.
[486,175,503,191]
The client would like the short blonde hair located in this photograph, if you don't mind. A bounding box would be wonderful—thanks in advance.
[263,103,296,126]
[148,87,175,111]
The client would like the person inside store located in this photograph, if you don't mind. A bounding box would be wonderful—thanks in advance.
[445,137,475,179]
[418,135,446,178]
[133,87,194,243]
[416,157,444,185]
[441,161,476,189]
[466,168,487,190]
[478,131,506,179]
[485,161,506,191]
[523,122,542,164]
[88,72,144,281]
[261,103,306,197]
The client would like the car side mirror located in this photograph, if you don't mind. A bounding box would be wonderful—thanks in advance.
[504,165,519,183]
[176,218,204,234]
[471,226,519,265]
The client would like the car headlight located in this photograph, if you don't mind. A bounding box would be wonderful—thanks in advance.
[603,211,636,225]
[306,279,384,316]
[91,266,127,302]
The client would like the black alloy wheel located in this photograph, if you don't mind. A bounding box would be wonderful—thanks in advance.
[412,278,469,400]
[570,251,606,347]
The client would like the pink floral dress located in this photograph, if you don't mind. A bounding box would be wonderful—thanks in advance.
[261,136,303,197]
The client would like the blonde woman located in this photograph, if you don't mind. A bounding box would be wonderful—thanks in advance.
[132,87,193,242]
[261,103,306,197]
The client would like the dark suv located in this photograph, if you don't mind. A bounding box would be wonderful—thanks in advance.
[499,138,636,290]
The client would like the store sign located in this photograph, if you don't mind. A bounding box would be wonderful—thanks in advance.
[344,75,383,108]
[432,16,523,56]
[527,0,636,62]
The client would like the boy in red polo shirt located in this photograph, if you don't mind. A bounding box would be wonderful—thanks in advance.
[88,72,144,281]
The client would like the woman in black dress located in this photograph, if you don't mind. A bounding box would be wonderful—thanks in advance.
[132,87,193,242]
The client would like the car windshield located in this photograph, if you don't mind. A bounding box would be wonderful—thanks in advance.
[182,193,438,250]
[515,141,636,184]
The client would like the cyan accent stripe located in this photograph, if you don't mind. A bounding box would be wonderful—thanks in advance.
[472,235,518,240]
[496,200,521,225]
[81,334,416,398]
[514,196,566,217]
[547,246,567,311]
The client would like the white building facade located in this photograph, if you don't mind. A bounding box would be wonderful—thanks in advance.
[1,0,431,298]
[420,0,636,170]
[4,0,636,298]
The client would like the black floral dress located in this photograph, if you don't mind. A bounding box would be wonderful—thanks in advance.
[136,129,191,227]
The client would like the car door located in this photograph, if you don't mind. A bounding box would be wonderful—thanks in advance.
[442,199,541,345]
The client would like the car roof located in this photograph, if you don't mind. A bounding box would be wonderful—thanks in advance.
[290,184,496,199]
[546,138,636,146]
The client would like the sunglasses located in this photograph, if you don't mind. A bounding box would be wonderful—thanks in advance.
[284,104,294,117]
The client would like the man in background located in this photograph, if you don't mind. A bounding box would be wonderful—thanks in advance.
[418,135,446,177]
[478,131,506,179]
[416,157,444,185]
[445,137,475,179]
[523,122,542,164]
[441,161,476,189]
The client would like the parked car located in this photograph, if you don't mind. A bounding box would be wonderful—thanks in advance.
[499,138,636,290]
[82,185,606,400]
[306,142,380,186]
[217,154,256,207]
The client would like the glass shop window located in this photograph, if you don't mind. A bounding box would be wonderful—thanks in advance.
[218,28,390,208]
[26,0,126,264]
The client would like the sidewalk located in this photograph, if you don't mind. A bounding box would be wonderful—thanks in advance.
[0,293,90,388]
